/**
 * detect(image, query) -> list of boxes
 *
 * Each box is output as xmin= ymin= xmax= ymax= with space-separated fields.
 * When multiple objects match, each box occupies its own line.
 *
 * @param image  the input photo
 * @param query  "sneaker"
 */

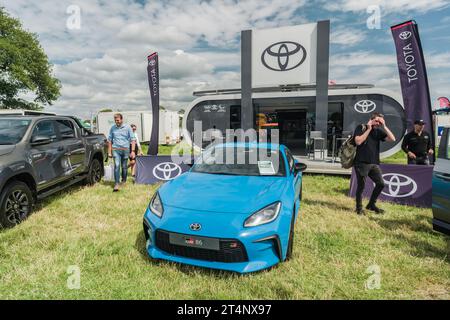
xmin=366 ymin=204 xmax=385 ymax=214
xmin=356 ymin=208 xmax=365 ymax=215
xmin=113 ymin=184 xmax=120 ymax=192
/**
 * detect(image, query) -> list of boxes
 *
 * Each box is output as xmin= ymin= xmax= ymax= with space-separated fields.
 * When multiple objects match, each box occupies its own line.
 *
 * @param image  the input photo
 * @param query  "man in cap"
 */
xmin=401 ymin=120 xmax=433 ymax=165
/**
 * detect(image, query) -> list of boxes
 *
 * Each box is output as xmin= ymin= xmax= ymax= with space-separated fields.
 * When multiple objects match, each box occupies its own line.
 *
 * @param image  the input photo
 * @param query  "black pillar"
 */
xmin=241 ymin=30 xmax=253 ymax=131
xmin=315 ymin=20 xmax=330 ymax=149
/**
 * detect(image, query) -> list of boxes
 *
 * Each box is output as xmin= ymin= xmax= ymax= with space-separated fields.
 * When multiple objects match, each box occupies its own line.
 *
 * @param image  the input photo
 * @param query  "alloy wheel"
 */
xmin=5 ymin=190 xmax=29 ymax=225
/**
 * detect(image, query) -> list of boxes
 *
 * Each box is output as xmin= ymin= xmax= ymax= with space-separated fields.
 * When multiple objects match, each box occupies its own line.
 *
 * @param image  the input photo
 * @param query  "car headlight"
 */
xmin=244 ymin=202 xmax=281 ymax=227
xmin=149 ymin=192 xmax=164 ymax=218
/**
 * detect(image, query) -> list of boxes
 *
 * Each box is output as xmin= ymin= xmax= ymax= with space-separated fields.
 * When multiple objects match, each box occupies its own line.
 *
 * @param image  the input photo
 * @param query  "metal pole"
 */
xmin=241 ymin=30 xmax=253 ymax=132
xmin=315 ymin=20 xmax=330 ymax=156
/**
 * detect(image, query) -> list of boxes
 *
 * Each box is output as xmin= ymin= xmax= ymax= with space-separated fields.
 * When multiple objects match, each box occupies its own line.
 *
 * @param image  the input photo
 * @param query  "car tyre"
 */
xmin=84 ymin=158 xmax=102 ymax=185
xmin=0 ymin=181 xmax=34 ymax=228
xmin=285 ymin=210 xmax=296 ymax=261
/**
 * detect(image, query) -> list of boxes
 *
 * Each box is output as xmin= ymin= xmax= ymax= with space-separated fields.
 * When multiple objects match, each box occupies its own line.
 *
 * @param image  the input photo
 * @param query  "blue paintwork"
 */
xmin=432 ymin=127 xmax=450 ymax=234
xmin=143 ymin=143 xmax=303 ymax=273
xmin=432 ymin=173 xmax=450 ymax=213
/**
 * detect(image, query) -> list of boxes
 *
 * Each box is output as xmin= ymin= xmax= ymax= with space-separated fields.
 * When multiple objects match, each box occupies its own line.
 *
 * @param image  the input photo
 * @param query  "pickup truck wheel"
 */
xmin=0 ymin=181 xmax=33 ymax=228
xmin=85 ymin=159 xmax=102 ymax=185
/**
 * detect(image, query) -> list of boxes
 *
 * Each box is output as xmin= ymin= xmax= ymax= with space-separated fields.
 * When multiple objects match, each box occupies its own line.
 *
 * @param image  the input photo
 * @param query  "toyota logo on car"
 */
xmin=381 ymin=173 xmax=418 ymax=198
xmin=354 ymin=100 xmax=377 ymax=113
xmin=152 ymin=162 xmax=182 ymax=181
xmin=189 ymin=223 xmax=202 ymax=231
xmin=261 ymin=41 xmax=307 ymax=72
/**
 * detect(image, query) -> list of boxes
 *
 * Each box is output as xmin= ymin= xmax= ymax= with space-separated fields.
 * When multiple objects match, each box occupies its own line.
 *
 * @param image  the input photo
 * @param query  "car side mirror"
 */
xmin=31 ymin=135 xmax=52 ymax=145
xmin=294 ymin=162 xmax=307 ymax=173
xmin=61 ymin=132 xmax=75 ymax=139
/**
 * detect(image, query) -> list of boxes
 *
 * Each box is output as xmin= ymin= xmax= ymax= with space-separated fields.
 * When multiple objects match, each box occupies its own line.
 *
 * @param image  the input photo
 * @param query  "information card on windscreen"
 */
xmin=258 ymin=161 xmax=275 ymax=175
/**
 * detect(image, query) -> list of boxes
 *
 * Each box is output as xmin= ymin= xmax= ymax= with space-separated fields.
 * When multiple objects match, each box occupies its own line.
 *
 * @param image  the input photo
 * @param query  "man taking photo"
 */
xmin=401 ymin=119 xmax=433 ymax=165
xmin=354 ymin=113 xmax=396 ymax=215
xmin=107 ymin=113 xmax=136 ymax=192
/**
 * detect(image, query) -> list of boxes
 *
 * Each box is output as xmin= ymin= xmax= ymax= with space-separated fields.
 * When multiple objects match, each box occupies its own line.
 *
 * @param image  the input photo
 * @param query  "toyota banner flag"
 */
xmin=135 ymin=156 xmax=190 ymax=185
xmin=391 ymin=20 xmax=435 ymax=162
xmin=147 ymin=52 xmax=160 ymax=155
xmin=349 ymin=164 xmax=433 ymax=208
xmin=437 ymin=97 xmax=450 ymax=109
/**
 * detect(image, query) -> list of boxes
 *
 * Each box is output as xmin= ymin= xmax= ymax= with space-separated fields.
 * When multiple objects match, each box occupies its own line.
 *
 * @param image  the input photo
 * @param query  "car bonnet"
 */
xmin=158 ymin=172 xmax=287 ymax=214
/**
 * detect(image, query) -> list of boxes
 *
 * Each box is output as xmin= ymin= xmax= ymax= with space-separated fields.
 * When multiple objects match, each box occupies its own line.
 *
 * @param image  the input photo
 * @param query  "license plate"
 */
xmin=169 ymin=233 xmax=220 ymax=251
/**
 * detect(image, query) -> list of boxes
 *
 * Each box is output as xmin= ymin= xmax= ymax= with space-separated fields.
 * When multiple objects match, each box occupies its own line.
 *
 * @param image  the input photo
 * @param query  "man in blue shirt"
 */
xmin=107 ymin=113 xmax=136 ymax=192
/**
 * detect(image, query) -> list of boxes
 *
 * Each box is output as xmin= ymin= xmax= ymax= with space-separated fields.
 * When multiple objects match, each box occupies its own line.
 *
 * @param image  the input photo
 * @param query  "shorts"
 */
xmin=129 ymin=144 xmax=136 ymax=160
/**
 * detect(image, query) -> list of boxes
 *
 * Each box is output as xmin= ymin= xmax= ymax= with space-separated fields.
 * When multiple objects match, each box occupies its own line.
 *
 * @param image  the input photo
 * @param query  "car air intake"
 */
xmin=155 ymin=229 xmax=248 ymax=263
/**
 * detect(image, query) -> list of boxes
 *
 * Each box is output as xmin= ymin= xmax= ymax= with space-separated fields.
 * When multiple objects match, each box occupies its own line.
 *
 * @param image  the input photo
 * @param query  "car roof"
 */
xmin=0 ymin=115 xmax=73 ymax=121
xmin=0 ymin=116 xmax=37 ymax=121
xmin=210 ymin=142 xmax=283 ymax=151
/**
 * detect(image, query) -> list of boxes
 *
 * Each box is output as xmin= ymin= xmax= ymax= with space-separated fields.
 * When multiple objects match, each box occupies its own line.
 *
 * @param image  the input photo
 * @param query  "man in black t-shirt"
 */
xmin=401 ymin=119 xmax=433 ymax=165
xmin=353 ymin=112 xmax=396 ymax=215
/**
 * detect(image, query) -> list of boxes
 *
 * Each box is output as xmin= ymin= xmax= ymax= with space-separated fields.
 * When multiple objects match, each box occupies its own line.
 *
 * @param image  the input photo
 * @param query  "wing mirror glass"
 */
xmin=294 ymin=162 xmax=307 ymax=173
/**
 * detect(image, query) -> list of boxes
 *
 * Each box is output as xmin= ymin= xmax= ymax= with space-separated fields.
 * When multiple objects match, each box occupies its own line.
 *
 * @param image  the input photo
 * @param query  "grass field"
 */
xmin=381 ymin=150 xmax=408 ymax=165
xmin=0 ymin=171 xmax=449 ymax=299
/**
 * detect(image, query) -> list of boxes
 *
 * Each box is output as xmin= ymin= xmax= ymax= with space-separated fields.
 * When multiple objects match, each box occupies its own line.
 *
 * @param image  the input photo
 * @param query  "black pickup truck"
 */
xmin=0 ymin=115 xmax=107 ymax=227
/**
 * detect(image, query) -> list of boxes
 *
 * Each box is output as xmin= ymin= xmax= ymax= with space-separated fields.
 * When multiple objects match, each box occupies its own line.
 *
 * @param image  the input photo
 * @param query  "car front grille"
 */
xmin=155 ymin=229 xmax=248 ymax=263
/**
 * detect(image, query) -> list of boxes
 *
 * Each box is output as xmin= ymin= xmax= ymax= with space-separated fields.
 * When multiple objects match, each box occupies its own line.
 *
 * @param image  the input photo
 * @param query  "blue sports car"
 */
xmin=143 ymin=142 xmax=307 ymax=273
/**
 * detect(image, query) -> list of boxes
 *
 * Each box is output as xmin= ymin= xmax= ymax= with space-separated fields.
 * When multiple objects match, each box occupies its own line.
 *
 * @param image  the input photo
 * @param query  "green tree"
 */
xmin=99 ymin=108 xmax=113 ymax=113
xmin=0 ymin=8 xmax=60 ymax=110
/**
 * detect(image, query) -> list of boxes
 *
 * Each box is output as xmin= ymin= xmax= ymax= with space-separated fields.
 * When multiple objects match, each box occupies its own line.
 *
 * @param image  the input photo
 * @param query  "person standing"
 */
xmin=107 ymin=113 xmax=136 ymax=192
xmin=401 ymin=119 xmax=433 ymax=165
xmin=353 ymin=113 xmax=396 ymax=215
xmin=129 ymin=124 xmax=143 ymax=178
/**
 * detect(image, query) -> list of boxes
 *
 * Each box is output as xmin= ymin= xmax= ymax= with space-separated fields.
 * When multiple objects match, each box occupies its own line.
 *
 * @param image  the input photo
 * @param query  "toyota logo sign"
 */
xmin=354 ymin=100 xmax=377 ymax=114
xmin=261 ymin=41 xmax=307 ymax=71
xmin=399 ymin=31 xmax=412 ymax=40
xmin=189 ymin=223 xmax=201 ymax=231
xmin=152 ymin=162 xmax=182 ymax=181
xmin=381 ymin=173 xmax=418 ymax=198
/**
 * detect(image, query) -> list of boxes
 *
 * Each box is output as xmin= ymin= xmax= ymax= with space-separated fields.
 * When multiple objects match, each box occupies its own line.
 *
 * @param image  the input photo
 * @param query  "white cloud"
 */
xmin=330 ymin=51 xmax=397 ymax=67
xmin=2 ymin=0 xmax=449 ymax=118
xmin=331 ymin=27 xmax=367 ymax=46
xmin=425 ymin=52 xmax=450 ymax=68
xmin=323 ymin=0 xmax=450 ymax=13
xmin=2 ymin=0 xmax=309 ymax=118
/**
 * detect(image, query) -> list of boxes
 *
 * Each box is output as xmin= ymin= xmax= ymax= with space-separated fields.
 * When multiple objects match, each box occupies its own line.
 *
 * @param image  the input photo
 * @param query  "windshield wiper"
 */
xmin=200 ymin=171 xmax=240 ymax=176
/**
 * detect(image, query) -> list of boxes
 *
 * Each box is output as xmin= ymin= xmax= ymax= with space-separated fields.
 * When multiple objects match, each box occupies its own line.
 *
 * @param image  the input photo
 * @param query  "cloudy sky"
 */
xmin=2 ymin=0 xmax=450 ymax=118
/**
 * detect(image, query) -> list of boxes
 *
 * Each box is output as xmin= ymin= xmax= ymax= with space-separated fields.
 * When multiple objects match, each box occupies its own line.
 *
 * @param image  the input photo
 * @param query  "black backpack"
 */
xmin=339 ymin=125 xmax=367 ymax=169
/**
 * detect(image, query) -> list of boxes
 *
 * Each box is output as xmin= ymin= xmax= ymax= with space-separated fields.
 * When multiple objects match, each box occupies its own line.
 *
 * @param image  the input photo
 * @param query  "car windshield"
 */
xmin=191 ymin=146 xmax=286 ymax=176
xmin=0 ymin=119 xmax=31 ymax=145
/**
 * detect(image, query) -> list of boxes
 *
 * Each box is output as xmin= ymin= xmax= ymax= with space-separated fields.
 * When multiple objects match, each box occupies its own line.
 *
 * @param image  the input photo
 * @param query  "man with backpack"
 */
xmin=353 ymin=113 xmax=396 ymax=215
